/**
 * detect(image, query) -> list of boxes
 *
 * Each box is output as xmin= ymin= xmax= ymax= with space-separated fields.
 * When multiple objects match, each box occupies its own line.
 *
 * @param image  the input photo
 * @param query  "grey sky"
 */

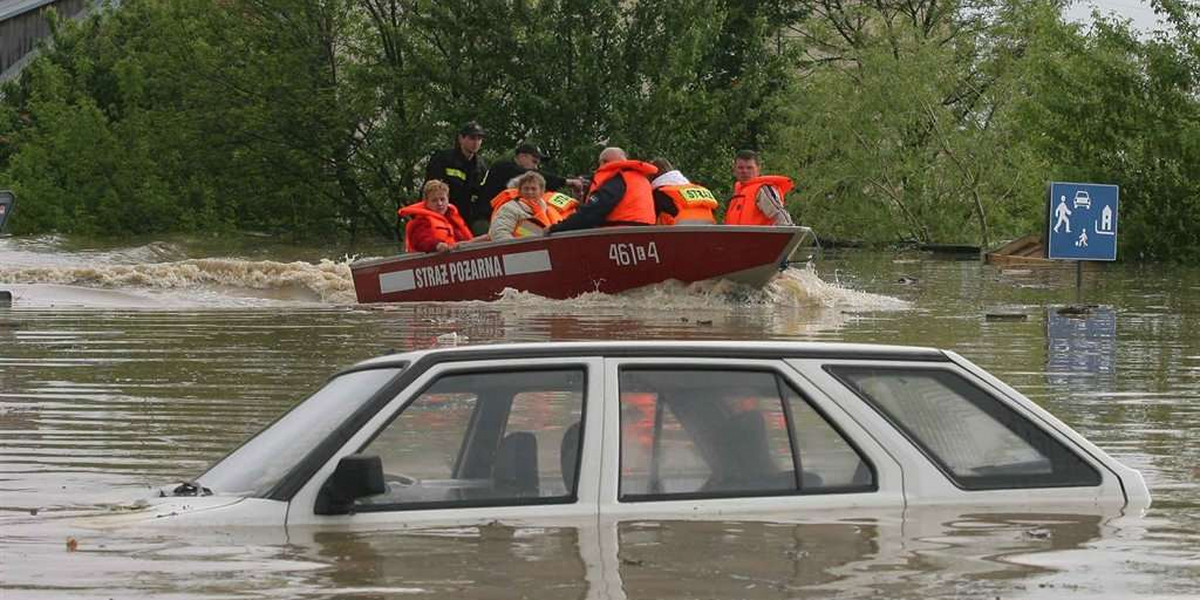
xmin=1064 ymin=0 xmax=1164 ymax=30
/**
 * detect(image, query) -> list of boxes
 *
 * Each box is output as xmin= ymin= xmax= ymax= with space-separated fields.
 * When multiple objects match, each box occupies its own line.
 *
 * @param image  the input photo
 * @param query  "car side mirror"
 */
xmin=314 ymin=454 xmax=386 ymax=515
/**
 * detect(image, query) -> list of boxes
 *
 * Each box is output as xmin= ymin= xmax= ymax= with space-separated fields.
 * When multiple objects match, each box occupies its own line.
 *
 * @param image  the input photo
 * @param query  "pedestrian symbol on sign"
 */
xmin=1054 ymin=195 xmax=1072 ymax=233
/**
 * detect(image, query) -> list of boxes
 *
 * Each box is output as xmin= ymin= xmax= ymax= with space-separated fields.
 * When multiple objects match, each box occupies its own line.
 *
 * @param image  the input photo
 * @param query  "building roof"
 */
xmin=0 ymin=0 xmax=58 ymax=22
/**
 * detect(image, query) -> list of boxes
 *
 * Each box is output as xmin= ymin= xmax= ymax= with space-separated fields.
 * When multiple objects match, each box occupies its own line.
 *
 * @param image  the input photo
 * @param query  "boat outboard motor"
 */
xmin=0 ymin=191 xmax=13 ymax=235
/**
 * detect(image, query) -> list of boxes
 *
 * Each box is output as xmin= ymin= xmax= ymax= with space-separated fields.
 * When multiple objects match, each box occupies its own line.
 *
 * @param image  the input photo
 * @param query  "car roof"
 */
xmin=339 ymin=341 xmax=949 ymax=375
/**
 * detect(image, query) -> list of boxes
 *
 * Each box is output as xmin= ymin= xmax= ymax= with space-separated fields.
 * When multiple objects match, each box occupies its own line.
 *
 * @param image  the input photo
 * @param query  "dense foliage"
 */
xmin=1 ymin=0 xmax=1198 ymax=259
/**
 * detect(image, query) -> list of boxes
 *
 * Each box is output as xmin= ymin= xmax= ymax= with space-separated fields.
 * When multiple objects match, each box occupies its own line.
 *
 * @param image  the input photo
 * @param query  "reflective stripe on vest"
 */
xmin=658 ymin=184 xmax=718 ymax=225
xmin=543 ymin=191 xmax=579 ymax=217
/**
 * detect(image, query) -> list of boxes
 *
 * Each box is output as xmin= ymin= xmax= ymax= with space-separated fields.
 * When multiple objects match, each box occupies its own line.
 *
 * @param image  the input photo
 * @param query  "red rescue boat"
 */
xmin=350 ymin=225 xmax=815 ymax=303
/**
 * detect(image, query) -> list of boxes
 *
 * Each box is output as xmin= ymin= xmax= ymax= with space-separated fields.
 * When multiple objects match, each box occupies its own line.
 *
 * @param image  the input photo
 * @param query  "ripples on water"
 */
xmin=1 ymin=235 xmax=1198 ymax=598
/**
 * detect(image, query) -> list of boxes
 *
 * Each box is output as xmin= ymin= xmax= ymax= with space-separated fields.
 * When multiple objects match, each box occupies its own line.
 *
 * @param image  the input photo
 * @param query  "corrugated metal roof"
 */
xmin=0 ymin=0 xmax=59 ymax=22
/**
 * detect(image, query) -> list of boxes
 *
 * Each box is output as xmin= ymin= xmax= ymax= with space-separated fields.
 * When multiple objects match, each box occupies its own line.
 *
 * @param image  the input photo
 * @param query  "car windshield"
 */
xmin=196 ymin=367 xmax=402 ymax=497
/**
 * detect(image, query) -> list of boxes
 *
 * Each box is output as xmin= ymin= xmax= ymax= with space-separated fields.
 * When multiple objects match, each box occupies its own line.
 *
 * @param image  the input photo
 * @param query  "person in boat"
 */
xmin=650 ymin=158 xmax=717 ymax=225
xmin=399 ymin=179 xmax=480 ymax=253
xmin=546 ymin=147 xmax=657 ymax=234
xmin=424 ymin=121 xmax=489 ymax=235
xmin=487 ymin=172 xmax=569 ymax=241
xmin=477 ymin=143 xmax=585 ymax=225
xmin=724 ymin=150 xmax=794 ymax=226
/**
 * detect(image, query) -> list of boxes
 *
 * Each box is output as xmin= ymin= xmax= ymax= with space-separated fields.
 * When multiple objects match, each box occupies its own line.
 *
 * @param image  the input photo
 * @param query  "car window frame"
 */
xmin=285 ymin=357 xmax=605 ymax=525
xmin=603 ymin=358 xmax=884 ymax=508
xmin=347 ymin=365 xmax=590 ymax=513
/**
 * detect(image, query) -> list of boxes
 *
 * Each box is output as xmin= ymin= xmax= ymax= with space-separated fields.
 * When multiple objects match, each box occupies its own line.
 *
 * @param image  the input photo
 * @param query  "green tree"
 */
xmin=771 ymin=1 xmax=1062 ymax=247
xmin=1010 ymin=2 xmax=1200 ymax=260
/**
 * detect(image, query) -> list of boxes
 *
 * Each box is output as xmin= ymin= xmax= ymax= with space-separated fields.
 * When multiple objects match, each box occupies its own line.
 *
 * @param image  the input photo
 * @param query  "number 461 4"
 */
xmin=608 ymin=242 xmax=660 ymax=266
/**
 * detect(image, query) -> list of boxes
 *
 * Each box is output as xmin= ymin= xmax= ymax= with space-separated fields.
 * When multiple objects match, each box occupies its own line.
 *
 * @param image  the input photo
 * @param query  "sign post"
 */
xmin=1046 ymin=182 xmax=1119 ymax=300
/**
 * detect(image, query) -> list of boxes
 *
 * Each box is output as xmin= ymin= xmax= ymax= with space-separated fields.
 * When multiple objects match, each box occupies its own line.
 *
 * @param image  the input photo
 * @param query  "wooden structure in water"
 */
xmin=985 ymin=234 xmax=1052 ymax=266
xmin=1 ymin=0 xmax=91 ymax=81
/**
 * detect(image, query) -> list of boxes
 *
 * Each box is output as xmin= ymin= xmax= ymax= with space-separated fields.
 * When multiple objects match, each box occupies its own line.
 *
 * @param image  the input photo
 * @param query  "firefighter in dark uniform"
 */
xmin=424 ymin=121 xmax=489 ymax=235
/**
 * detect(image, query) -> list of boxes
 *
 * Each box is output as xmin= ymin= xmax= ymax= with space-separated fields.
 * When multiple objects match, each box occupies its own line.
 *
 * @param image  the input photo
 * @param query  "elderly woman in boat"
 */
xmin=400 ymin=179 xmax=484 ymax=253
xmin=487 ymin=171 xmax=566 ymax=241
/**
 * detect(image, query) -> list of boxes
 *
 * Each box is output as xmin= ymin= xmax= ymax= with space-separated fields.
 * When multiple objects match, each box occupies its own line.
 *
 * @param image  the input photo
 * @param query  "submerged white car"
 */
xmin=100 ymin=342 xmax=1149 ymax=528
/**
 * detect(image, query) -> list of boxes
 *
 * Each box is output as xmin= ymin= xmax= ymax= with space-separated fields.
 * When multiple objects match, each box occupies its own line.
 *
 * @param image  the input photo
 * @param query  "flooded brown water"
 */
xmin=1 ymin=235 xmax=1198 ymax=599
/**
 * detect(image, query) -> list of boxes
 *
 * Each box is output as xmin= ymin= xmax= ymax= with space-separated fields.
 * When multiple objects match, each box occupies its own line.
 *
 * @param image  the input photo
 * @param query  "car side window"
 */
xmin=354 ymin=368 xmax=585 ymax=510
xmin=618 ymin=369 xmax=873 ymax=501
xmin=829 ymin=367 xmax=1101 ymax=490
xmin=781 ymin=383 xmax=876 ymax=490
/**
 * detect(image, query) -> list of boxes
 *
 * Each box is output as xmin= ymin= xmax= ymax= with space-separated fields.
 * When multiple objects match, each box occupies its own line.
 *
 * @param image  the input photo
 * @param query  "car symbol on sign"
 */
xmin=1073 ymin=190 xmax=1091 ymax=210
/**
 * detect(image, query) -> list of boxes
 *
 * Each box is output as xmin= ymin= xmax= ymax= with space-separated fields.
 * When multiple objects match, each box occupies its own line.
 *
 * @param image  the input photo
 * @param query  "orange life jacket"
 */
xmin=399 ymin=202 xmax=473 ymax=252
xmin=489 ymin=188 xmax=521 ymax=208
xmin=490 ymin=189 xmax=565 ymax=237
xmin=543 ymin=191 xmax=580 ymax=219
xmin=656 ymin=183 xmax=718 ymax=225
xmin=724 ymin=175 xmax=794 ymax=226
xmin=588 ymin=160 xmax=657 ymax=226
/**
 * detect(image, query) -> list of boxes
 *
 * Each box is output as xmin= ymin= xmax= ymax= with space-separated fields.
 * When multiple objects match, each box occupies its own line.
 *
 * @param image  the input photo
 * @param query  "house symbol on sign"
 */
xmin=1095 ymin=205 xmax=1115 ymax=236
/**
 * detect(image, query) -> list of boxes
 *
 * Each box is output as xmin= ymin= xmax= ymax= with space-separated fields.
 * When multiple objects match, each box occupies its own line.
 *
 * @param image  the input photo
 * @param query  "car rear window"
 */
xmin=828 ymin=366 xmax=1101 ymax=490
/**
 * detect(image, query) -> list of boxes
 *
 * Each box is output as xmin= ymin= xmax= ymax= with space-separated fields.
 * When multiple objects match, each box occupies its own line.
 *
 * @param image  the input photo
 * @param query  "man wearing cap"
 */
xmin=476 ymin=143 xmax=584 ymax=229
xmin=424 ymin=121 xmax=489 ymax=234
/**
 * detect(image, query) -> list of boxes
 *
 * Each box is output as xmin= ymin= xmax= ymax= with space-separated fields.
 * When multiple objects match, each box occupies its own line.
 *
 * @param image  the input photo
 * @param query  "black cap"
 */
xmin=514 ymin=143 xmax=548 ymax=159
xmin=459 ymin=121 xmax=486 ymax=137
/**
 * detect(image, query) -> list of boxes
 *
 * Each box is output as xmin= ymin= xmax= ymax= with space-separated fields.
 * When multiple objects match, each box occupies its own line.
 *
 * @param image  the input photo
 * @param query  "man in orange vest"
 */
xmin=724 ymin=150 xmax=795 ymax=226
xmin=547 ymin=147 xmax=657 ymax=234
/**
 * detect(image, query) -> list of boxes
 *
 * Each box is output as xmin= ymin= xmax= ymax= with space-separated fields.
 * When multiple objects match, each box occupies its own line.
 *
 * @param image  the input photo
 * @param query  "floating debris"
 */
xmin=1057 ymin=305 xmax=1096 ymax=317
xmin=434 ymin=331 xmax=468 ymax=347
xmin=985 ymin=312 xmax=1028 ymax=321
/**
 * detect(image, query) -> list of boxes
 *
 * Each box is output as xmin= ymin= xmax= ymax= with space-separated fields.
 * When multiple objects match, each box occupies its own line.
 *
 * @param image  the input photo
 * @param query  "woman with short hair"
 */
xmin=487 ymin=171 xmax=564 ymax=241
xmin=399 ymin=179 xmax=476 ymax=253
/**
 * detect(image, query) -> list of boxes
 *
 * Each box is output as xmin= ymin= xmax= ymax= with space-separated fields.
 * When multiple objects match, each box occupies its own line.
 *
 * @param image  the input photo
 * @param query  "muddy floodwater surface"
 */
xmin=0 ymin=234 xmax=1197 ymax=599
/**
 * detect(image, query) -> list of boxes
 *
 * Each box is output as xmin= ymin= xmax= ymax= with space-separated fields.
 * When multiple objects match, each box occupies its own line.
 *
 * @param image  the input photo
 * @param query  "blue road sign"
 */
xmin=1047 ymin=182 xmax=1118 ymax=261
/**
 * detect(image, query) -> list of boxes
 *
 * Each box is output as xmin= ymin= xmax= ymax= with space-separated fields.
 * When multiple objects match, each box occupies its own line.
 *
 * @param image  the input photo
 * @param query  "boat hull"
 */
xmin=351 ymin=225 xmax=812 ymax=303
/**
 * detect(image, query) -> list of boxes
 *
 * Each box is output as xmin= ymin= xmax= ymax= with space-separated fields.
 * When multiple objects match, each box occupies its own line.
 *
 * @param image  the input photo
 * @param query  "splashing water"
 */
xmin=490 ymin=265 xmax=907 ymax=312
xmin=0 ymin=258 xmax=358 ymax=305
xmin=766 ymin=266 xmax=909 ymax=310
